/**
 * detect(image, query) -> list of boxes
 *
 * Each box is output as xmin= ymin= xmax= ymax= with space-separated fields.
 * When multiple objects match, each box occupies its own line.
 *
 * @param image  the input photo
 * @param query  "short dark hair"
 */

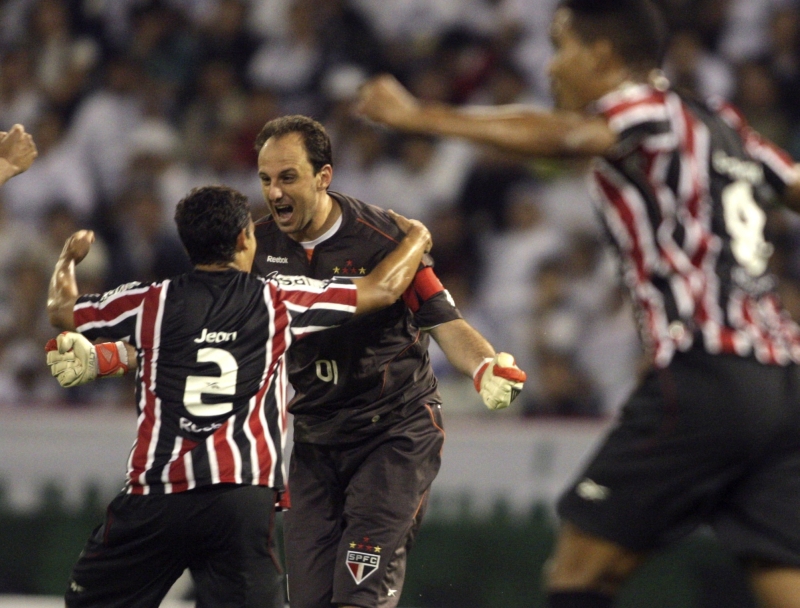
xmin=174 ymin=185 xmax=251 ymax=265
xmin=558 ymin=0 xmax=668 ymax=73
xmin=254 ymin=115 xmax=333 ymax=173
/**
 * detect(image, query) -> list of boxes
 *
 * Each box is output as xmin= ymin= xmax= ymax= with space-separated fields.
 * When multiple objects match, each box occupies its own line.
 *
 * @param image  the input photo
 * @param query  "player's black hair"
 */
xmin=254 ymin=115 xmax=333 ymax=174
xmin=174 ymin=185 xmax=251 ymax=266
xmin=558 ymin=0 xmax=668 ymax=73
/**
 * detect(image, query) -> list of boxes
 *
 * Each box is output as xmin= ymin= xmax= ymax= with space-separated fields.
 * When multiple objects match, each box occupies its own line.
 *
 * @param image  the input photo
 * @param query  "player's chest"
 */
xmin=256 ymin=235 xmax=383 ymax=280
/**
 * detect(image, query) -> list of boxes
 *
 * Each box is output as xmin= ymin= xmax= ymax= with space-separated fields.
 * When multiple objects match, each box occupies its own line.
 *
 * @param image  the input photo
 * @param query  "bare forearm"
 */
xmin=47 ymin=255 xmax=78 ymax=330
xmin=396 ymin=104 xmax=615 ymax=158
xmin=430 ymin=319 xmax=495 ymax=377
xmin=356 ymin=229 xmax=428 ymax=314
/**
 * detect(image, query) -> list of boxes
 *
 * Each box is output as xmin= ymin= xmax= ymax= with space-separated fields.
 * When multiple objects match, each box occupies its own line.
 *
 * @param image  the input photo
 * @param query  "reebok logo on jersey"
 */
xmin=194 ymin=328 xmax=237 ymax=343
xmin=266 ymin=255 xmax=288 ymax=263
xmin=179 ymin=417 xmax=223 ymax=434
xmin=576 ymin=478 xmax=610 ymax=501
xmin=346 ymin=551 xmax=380 ymax=584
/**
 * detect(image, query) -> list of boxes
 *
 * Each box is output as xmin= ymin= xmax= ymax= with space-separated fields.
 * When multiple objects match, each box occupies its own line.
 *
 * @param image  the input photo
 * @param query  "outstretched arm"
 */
xmin=354 ymin=211 xmax=432 ymax=315
xmin=357 ymin=74 xmax=616 ymax=158
xmin=0 ymin=124 xmax=38 ymax=185
xmin=429 ymin=319 xmax=495 ymax=375
xmin=47 ymin=230 xmax=95 ymax=330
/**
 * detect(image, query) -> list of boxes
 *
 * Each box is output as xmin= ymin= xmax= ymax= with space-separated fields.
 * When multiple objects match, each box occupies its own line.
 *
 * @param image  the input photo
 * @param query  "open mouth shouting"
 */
xmin=272 ymin=201 xmax=295 ymax=224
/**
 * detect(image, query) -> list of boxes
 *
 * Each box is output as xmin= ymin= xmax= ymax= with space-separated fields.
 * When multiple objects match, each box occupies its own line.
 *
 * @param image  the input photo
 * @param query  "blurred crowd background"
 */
xmin=1 ymin=0 xmax=799 ymax=418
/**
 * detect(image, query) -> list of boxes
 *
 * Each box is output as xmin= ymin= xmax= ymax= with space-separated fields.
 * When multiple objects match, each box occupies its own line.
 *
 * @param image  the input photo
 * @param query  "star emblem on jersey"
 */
xmin=333 ymin=260 xmax=368 ymax=275
xmin=346 ymin=537 xmax=382 ymax=584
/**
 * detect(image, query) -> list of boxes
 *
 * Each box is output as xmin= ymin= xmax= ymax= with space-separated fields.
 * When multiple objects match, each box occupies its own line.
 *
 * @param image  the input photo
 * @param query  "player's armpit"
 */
xmin=473 ymin=352 xmax=527 ymax=411
xmin=45 ymin=332 xmax=130 ymax=388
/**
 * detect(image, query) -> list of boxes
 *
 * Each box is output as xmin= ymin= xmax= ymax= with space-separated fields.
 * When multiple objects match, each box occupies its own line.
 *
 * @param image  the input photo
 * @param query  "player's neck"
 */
xmin=194 ymin=261 xmax=243 ymax=273
xmin=292 ymin=193 xmax=341 ymax=242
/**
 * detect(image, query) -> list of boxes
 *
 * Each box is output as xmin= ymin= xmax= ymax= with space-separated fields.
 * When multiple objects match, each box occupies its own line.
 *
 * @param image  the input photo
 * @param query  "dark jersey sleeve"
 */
xmin=401 ymin=266 xmax=462 ymax=329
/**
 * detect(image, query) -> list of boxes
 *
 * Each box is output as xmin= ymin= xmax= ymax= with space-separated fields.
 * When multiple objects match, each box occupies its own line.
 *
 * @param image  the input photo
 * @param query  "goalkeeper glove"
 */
xmin=473 ymin=352 xmax=527 ymax=410
xmin=45 ymin=332 xmax=129 ymax=388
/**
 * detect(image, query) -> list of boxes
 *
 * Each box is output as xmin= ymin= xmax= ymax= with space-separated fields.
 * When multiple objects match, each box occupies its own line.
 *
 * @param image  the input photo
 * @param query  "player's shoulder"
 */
xmin=331 ymin=191 xmax=403 ymax=245
xmin=594 ymin=83 xmax=671 ymax=133
xmin=78 ymin=279 xmax=158 ymax=305
xmin=704 ymin=96 xmax=748 ymax=132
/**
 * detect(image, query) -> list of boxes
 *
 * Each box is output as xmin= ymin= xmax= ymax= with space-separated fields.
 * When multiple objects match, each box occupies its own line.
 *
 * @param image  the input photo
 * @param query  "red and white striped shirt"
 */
xmin=591 ymin=83 xmax=800 ymax=367
xmin=74 ymin=269 xmax=357 ymax=495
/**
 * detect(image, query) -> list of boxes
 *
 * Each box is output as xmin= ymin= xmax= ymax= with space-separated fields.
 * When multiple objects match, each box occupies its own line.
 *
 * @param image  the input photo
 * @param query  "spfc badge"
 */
xmin=346 ymin=550 xmax=380 ymax=584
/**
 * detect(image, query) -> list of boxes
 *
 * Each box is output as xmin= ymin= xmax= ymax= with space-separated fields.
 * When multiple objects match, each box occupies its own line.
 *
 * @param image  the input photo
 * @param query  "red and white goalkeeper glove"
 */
xmin=473 ymin=352 xmax=527 ymax=410
xmin=45 ymin=332 xmax=129 ymax=388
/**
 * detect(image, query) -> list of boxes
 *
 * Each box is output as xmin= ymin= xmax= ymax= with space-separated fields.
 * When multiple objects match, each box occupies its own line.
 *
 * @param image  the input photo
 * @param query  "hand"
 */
xmin=45 ymin=332 xmax=98 ymax=387
xmin=0 ymin=124 xmax=38 ymax=178
xmin=388 ymin=210 xmax=432 ymax=253
xmin=473 ymin=353 xmax=527 ymax=411
xmin=45 ymin=332 xmax=129 ymax=388
xmin=60 ymin=230 xmax=95 ymax=265
xmin=356 ymin=74 xmax=420 ymax=130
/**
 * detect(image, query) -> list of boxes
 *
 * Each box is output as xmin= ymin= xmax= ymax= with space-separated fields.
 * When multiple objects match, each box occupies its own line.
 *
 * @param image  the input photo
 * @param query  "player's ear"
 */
xmin=235 ymin=226 xmax=251 ymax=252
xmin=316 ymin=164 xmax=333 ymax=191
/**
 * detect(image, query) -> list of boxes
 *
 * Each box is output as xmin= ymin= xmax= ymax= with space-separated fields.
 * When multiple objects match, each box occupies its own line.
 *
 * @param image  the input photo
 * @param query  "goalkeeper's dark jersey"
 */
xmin=254 ymin=192 xmax=462 ymax=445
xmin=73 ymin=269 xmax=357 ymax=495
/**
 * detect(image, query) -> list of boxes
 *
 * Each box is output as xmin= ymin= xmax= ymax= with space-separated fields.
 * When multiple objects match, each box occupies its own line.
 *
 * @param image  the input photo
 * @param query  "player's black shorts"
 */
xmin=65 ymin=484 xmax=284 ymax=608
xmin=558 ymin=346 xmax=800 ymax=565
xmin=284 ymin=402 xmax=445 ymax=608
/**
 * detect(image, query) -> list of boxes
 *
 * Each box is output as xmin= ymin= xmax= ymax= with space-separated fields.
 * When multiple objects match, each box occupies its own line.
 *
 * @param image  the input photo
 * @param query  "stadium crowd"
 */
xmin=1 ymin=0 xmax=799 ymax=417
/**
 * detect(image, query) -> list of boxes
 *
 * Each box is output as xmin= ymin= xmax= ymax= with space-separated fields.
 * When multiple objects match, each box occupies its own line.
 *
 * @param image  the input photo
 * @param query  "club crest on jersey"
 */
xmin=345 ymin=537 xmax=382 ymax=584
xmin=332 ymin=259 xmax=366 ymax=276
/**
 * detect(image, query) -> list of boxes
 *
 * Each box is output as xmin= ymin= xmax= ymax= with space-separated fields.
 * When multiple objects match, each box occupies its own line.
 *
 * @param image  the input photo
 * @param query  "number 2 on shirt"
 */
xmin=183 ymin=347 xmax=238 ymax=416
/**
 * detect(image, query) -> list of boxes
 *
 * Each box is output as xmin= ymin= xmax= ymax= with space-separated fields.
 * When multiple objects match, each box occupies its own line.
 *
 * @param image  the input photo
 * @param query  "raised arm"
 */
xmin=354 ymin=211 xmax=432 ymax=315
xmin=47 ymin=230 xmax=95 ymax=330
xmin=0 ymin=124 xmax=38 ymax=185
xmin=356 ymin=74 xmax=616 ymax=158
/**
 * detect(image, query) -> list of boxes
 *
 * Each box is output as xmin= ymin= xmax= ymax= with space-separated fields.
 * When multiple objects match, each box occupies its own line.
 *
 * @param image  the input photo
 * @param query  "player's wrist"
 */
xmin=94 ymin=341 xmax=129 ymax=378
xmin=472 ymin=357 xmax=494 ymax=392
xmin=0 ymin=158 xmax=15 ymax=183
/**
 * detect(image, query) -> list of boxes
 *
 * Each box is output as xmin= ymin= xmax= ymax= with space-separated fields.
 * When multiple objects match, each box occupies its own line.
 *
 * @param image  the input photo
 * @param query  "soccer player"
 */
xmin=253 ymin=115 xmax=526 ymax=608
xmin=0 ymin=123 xmax=37 ymax=186
xmin=45 ymin=184 xmax=433 ymax=608
xmin=356 ymin=1 xmax=800 ymax=608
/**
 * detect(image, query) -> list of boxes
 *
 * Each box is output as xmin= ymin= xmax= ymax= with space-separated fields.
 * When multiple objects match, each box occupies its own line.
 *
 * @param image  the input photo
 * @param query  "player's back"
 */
xmin=75 ymin=269 xmax=291 ymax=494
xmin=591 ymin=83 xmax=800 ymax=367
xmin=154 ymin=269 xmax=279 ymax=416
